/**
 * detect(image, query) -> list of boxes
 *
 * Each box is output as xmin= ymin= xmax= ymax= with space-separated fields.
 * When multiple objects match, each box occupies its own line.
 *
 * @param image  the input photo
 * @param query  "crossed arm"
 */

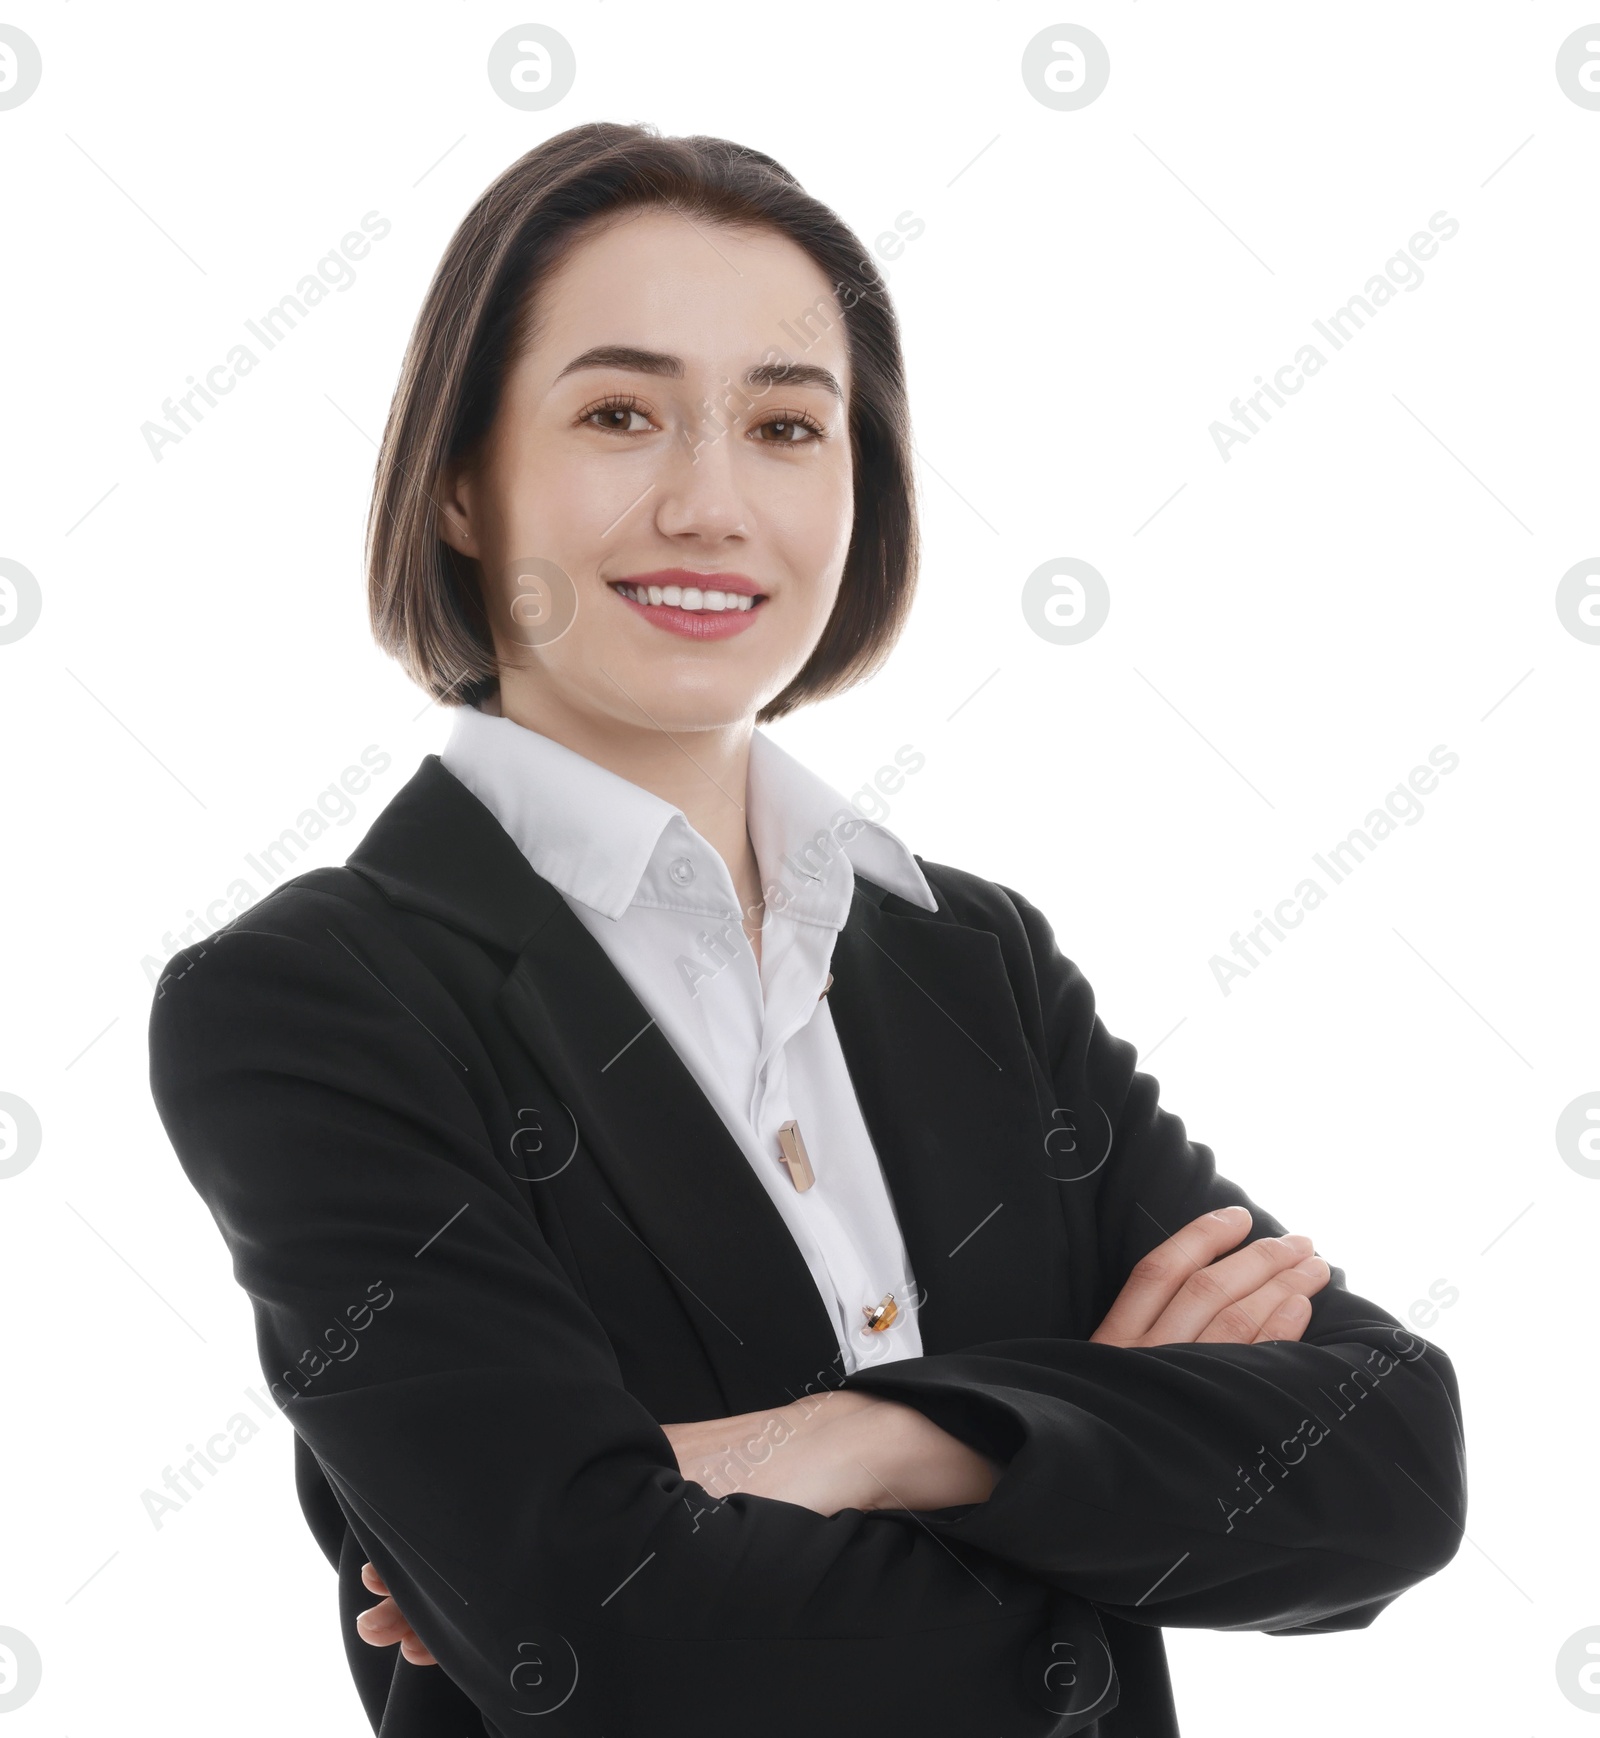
xmin=153 ymin=881 xmax=1460 ymax=1710
xmin=359 ymin=1204 xmax=1332 ymax=1663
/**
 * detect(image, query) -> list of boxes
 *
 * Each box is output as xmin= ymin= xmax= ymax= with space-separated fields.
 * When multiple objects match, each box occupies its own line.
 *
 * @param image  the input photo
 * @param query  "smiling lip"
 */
xmin=607 ymin=570 xmax=768 ymax=641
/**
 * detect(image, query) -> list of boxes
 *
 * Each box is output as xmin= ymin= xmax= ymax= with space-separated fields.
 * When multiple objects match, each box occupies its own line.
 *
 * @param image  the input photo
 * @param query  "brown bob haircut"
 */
xmin=366 ymin=121 xmax=919 ymax=724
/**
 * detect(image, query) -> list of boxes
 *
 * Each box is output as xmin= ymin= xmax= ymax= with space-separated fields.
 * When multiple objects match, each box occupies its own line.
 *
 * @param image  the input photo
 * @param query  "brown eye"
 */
xmin=754 ymin=416 xmax=821 ymax=444
xmin=585 ymin=403 xmax=652 ymax=433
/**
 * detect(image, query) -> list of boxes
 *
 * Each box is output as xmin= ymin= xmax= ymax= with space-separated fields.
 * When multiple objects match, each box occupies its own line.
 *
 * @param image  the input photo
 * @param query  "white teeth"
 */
xmin=614 ymin=581 xmax=759 ymax=612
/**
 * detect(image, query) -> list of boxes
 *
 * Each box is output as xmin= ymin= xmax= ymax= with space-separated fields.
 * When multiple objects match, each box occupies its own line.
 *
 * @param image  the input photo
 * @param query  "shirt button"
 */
xmin=668 ymin=856 xmax=695 ymax=885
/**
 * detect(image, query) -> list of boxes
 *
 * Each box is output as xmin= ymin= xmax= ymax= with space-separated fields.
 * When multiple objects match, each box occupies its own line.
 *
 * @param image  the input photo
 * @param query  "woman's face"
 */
xmin=438 ymin=206 xmax=855 ymax=735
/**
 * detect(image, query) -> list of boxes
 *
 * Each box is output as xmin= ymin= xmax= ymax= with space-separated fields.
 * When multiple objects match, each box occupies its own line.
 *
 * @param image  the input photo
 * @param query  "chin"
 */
xmin=627 ymin=671 xmax=779 ymax=733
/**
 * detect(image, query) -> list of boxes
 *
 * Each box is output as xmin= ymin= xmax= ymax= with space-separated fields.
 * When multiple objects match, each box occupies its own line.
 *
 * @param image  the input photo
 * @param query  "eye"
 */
xmin=751 ymin=411 xmax=826 ymax=445
xmin=577 ymin=394 xmax=656 ymax=434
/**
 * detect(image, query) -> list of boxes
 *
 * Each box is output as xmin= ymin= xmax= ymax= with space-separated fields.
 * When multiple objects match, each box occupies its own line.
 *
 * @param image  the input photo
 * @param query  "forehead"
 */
xmin=528 ymin=206 xmax=850 ymax=389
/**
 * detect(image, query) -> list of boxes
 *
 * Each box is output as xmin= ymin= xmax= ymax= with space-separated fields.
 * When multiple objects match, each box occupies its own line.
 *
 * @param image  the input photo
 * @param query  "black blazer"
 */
xmin=147 ymin=752 xmax=1466 ymax=1738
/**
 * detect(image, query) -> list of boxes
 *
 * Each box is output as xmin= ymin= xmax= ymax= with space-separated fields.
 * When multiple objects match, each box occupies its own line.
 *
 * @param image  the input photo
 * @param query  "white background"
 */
xmin=2 ymin=2 xmax=1595 ymax=1732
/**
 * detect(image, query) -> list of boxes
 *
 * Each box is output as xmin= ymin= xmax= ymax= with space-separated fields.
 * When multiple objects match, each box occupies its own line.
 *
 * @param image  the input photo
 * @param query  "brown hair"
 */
xmin=366 ymin=121 xmax=919 ymax=723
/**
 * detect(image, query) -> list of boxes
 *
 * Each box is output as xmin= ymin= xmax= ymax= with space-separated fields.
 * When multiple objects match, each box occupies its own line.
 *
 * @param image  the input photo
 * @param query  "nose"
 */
xmin=651 ymin=409 xmax=751 ymax=546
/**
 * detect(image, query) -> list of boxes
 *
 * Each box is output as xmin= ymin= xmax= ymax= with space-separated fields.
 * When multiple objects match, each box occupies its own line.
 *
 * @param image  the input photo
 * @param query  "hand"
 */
xmin=841 ymin=1397 xmax=1007 ymax=1515
xmin=355 ymin=1562 xmax=437 ymax=1666
xmin=1090 ymin=1206 xmax=1331 ymax=1348
xmin=660 ymin=1385 xmax=877 ymax=1478
xmin=663 ymin=1388 xmax=1001 ymax=1518
xmin=354 ymin=1395 xmax=900 ymax=1663
xmin=661 ymin=1388 xmax=876 ymax=1517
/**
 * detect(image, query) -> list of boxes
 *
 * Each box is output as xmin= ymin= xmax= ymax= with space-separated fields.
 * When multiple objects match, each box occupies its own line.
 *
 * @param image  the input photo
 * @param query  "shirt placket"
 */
xmin=749 ymin=937 xmax=894 ymax=1362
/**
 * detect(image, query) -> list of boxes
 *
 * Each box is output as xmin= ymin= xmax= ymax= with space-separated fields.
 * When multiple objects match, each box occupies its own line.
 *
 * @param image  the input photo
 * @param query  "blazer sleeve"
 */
xmin=836 ymin=879 xmax=1468 ymax=1637
xmin=146 ymin=896 xmax=1105 ymax=1736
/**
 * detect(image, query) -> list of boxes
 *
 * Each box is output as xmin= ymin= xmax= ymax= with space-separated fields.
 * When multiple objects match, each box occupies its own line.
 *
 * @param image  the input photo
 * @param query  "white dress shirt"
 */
xmin=441 ymin=704 xmax=936 ymax=1375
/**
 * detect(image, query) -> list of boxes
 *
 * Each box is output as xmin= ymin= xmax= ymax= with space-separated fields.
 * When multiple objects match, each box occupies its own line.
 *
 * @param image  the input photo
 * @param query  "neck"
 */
xmin=483 ymin=682 xmax=767 ymax=925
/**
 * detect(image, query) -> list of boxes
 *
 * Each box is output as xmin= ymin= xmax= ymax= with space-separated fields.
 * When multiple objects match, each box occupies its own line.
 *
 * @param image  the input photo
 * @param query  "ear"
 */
xmin=435 ymin=461 xmax=477 ymax=560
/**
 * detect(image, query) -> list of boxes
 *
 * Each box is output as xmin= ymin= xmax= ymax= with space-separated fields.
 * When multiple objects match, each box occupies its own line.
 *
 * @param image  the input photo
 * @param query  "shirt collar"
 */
xmin=438 ymin=704 xmax=936 ymax=925
xmin=743 ymin=727 xmax=936 ymax=922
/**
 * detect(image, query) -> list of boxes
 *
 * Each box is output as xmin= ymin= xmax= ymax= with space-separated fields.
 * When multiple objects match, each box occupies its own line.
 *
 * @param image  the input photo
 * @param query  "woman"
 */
xmin=147 ymin=122 xmax=1466 ymax=1736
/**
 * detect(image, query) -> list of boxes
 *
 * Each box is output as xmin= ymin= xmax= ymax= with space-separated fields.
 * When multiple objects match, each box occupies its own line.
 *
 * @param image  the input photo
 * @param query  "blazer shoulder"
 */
xmin=911 ymin=855 xmax=1053 ymax=947
xmin=147 ymin=865 xmax=406 ymax=1013
xmin=157 ymin=865 xmax=396 ymax=966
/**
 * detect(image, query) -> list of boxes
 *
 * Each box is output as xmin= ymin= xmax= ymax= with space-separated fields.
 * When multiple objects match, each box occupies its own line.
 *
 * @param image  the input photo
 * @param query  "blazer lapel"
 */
xmin=497 ymin=908 xmax=848 ymax=1409
xmin=349 ymin=756 xmax=843 ymax=1411
xmin=349 ymin=755 xmax=1063 ymax=1414
xmin=827 ymin=878 xmax=1063 ymax=1355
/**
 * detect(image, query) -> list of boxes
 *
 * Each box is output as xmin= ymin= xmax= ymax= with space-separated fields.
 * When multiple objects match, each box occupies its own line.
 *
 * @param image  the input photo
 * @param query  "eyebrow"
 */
xmin=553 ymin=344 xmax=842 ymax=399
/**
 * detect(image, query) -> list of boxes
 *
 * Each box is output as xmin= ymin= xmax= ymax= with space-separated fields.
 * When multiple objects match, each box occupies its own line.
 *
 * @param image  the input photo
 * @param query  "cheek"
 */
xmin=491 ymin=442 xmax=632 ymax=563
xmin=771 ymin=458 xmax=855 ymax=590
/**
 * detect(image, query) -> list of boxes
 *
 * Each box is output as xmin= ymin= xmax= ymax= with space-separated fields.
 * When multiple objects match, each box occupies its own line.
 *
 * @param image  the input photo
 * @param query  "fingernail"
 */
xmin=1210 ymin=1206 xmax=1247 ymax=1221
xmin=1282 ymin=1233 xmax=1314 ymax=1255
xmin=1293 ymin=1255 xmax=1328 ymax=1276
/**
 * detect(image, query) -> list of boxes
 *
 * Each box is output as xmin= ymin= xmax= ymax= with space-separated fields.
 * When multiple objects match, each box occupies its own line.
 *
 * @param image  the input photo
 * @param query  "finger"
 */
xmin=356 ymin=1596 xmax=441 ymax=1666
xmin=360 ymin=1563 xmax=388 ymax=1596
xmin=1089 ymin=1206 xmax=1255 ymax=1345
xmin=1252 ymin=1290 xmax=1314 ymax=1344
xmin=1193 ymin=1256 xmax=1330 ymax=1344
xmin=355 ymin=1596 xmax=409 ymax=1647
xmin=1142 ymin=1232 xmax=1316 ymax=1346
xmin=399 ymin=1632 xmax=440 ymax=1667
xmin=1145 ymin=1232 xmax=1315 ymax=1344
